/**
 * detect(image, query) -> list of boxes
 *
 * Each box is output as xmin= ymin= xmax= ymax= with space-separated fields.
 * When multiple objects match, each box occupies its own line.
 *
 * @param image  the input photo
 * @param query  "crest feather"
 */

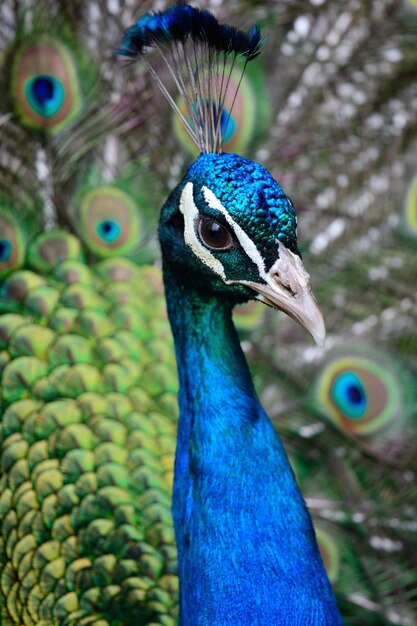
xmin=118 ymin=5 xmax=264 ymax=154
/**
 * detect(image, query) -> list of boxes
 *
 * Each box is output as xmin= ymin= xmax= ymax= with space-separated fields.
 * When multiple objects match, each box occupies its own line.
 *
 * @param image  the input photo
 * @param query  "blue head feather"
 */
xmin=119 ymin=4 xmax=264 ymax=153
xmin=186 ymin=153 xmax=299 ymax=263
xmin=163 ymin=6 xmax=194 ymax=42
xmin=120 ymin=14 xmax=154 ymax=55
xmin=119 ymin=5 xmax=263 ymax=61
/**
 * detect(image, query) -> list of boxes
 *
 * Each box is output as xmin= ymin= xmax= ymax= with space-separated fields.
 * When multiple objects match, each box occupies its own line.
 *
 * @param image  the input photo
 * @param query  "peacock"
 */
xmin=1 ymin=1 xmax=417 ymax=625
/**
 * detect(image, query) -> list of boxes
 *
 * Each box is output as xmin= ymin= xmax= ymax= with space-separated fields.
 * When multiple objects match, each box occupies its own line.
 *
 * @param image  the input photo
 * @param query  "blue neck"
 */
xmin=163 ymin=268 xmax=342 ymax=626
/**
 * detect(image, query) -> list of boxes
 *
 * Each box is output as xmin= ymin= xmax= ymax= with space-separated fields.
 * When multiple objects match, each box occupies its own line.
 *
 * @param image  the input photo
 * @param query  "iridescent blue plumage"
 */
xmin=122 ymin=4 xmax=342 ymax=624
xmin=332 ymin=371 xmax=368 ymax=419
xmin=186 ymin=153 xmax=299 ymax=262
xmin=159 ymin=155 xmax=342 ymax=624
xmin=0 ymin=240 xmax=12 ymax=262
xmin=119 ymin=6 xmax=264 ymax=154
xmin=119 ymin=5 xmax=263 ymax=60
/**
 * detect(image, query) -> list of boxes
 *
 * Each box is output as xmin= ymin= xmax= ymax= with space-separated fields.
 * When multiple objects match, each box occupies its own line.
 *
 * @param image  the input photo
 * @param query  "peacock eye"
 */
xmin=198 ymin=218 xmax=233 ymax=251
xmin=332 ymin=372 xmax=367 ymax=420
xmin=0 ymin=240 xmax=12 ymax=262
xmin=26 ymin=75 xmax=65 ymax=118
xmin=96 ymin=219 xmax=121 ymax=243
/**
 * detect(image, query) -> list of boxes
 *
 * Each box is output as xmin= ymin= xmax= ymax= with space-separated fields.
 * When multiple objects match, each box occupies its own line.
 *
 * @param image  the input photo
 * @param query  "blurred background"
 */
xmin=1 ymin=1 xmax=417 ymax=625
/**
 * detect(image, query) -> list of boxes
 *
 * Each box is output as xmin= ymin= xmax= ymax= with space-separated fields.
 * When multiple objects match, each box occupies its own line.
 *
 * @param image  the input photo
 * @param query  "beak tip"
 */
xmin=311 ymin=314 xmax=326 ymax=348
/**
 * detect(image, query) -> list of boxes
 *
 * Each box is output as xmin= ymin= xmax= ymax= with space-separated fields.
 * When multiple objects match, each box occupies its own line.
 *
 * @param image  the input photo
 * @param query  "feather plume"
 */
xmin=119 ymin=5 xmax=265 ymax=154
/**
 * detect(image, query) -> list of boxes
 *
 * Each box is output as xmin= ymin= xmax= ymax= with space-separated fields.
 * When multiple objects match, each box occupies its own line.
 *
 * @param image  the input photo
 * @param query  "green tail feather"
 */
xmin=10 ymin=35 xmax=83 ymax=135
xmin=0 ymin=227 xmax=178 ymax=625
xmin=0 ymin=210 xmax=26 ymax=279
xmin=311 ymin=346 xmax=416 ymax=459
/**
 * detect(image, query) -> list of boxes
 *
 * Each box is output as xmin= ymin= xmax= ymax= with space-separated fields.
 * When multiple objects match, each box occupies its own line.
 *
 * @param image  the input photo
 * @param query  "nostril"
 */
xmin=272 ymin=271 xmax=297 ymax=297
xmin=282 ymin=282 xmax=297 ymax=297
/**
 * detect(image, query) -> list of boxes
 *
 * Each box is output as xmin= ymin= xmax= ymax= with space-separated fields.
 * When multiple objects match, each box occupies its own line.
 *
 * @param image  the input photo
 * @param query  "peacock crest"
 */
xmin=118 ymin=4 xmax=264 ymax=154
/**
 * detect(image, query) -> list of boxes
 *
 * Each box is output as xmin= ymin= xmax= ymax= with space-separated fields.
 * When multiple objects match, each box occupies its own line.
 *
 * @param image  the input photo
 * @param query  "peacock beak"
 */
xmin=242 ymin=243 xmax=326 ymax=347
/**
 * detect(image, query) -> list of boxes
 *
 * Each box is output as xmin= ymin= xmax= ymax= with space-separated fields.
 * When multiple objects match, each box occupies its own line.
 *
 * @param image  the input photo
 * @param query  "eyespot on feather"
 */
xmin=312 ymin=350 xmax=412 ymax=439
xmin=11 ymin=36 xmax=82 ymax=134
xmin=0 ymin=209 xmax=25 ymax=279
xmin=75 ymin=187 xmax=142 ymax=258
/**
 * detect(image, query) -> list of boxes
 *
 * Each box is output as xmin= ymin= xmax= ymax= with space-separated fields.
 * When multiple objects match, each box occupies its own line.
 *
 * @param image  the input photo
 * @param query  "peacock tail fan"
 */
xmin=0 ymin=4 xmax=149 ymax=228
xmin=118 ymin=4 xmax=265 ymax=155
xmin=75 ymin=186 xmax=143 ymax=258
xmin=0 ymin=206 xmax=180 ymax=625
xmin=2 ymin=3 xmax=91 ymax=140
xmin=3 ymin=8 xmax=126 ymax=143
xmin=9 ymin=34 xmax=83 ymax=136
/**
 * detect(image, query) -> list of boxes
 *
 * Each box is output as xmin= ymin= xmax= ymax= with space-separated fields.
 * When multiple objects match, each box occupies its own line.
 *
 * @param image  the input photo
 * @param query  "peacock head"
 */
xmin=121 ymin=6 xmax=324 ymax=345
xmin=160 ymin=152 xmax=325 ymax=346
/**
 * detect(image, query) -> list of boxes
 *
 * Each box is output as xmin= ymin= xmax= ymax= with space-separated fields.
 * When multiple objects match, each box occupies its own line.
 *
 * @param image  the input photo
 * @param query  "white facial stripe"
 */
xmin=202 ymin=186 xmax=305 ymax=297
xmin=179 ymin=182 xmax=226 ymax=280
xmin=202 ymin=186 xmax=267 ymax=280
xmin=226 ymin=244 xmax=310 ymax=294
xmin=179 ymin=184 xmax=300 ymax=295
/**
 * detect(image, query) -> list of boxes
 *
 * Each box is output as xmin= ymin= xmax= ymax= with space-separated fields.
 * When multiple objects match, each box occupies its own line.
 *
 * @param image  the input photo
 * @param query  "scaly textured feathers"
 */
xmin=0 ymin=230 xmax=178 ymax=625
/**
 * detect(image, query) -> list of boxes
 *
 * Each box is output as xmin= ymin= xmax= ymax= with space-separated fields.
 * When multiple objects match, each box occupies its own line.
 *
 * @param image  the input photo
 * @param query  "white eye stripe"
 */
xmin=179 ymin=183 xmax=302 ymax=304
xmin=179 ymin=182 xmax=226 ymax=279
xmin=202 ymin=186 xmax=267 ymax=281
